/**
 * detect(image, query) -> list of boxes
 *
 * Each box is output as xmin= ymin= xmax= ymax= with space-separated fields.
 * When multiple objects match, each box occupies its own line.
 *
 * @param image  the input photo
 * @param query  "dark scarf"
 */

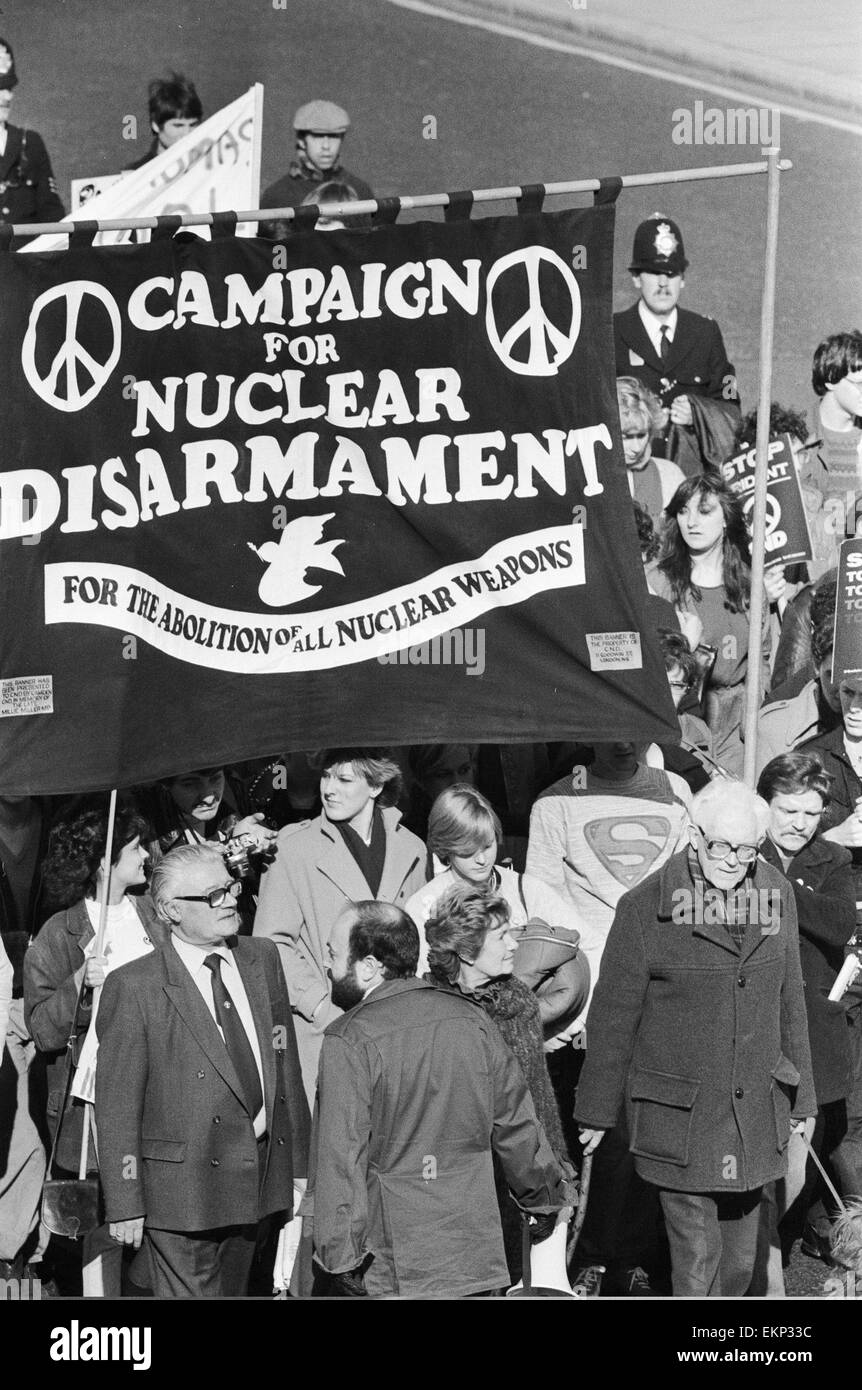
xmin=686 ymin=847 xmax=758 ymax=950
xmin=336 ymin=805 xmax=386 ymax=897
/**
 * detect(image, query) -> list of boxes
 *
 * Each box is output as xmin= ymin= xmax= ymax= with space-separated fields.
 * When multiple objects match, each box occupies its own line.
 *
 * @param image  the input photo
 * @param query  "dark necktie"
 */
xmin=204 ymin=953 xmax=264 ymax=1120
xmin=659 ymin=324 xmax=671 ymax=362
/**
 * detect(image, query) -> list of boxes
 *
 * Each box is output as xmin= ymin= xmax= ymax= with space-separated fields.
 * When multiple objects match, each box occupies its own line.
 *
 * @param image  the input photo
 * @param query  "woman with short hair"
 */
xmin=425 ymin=884 xmax=575 ymax=1281
xmin=404 ymin=783 xmax=593 ymax=1034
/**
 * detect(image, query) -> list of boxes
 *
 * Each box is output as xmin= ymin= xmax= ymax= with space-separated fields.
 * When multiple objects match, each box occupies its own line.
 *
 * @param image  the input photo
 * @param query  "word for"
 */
xmin=671 ymin=102 xmax=780 ymax=147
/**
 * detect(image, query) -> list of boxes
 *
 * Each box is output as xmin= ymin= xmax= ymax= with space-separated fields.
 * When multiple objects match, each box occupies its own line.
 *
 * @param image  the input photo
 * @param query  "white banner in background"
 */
xmin=24 ymin=84 xmax=263 ymax=251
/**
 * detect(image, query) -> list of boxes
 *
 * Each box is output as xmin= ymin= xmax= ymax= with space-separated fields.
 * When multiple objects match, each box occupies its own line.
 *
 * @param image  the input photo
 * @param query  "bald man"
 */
xmin=575 ymin=781 xmax=815 ymax=1297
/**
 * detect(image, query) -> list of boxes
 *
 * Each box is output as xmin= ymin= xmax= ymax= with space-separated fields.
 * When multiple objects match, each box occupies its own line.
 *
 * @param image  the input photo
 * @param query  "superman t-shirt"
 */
xmin=527 ymin=764 xmax=691 ymax=996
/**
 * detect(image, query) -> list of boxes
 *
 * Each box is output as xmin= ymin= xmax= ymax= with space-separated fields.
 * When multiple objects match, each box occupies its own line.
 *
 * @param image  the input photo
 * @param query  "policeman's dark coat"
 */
xmin=94 ymin=934 xmax=310 ymax=1230
xmin=575 ymin=849 xmax=816 ymax=1193
xmin=0 ymin=124 xmax=65 ymax=235
xmin=760 ymin=835 xmax=855 ymax=1107
xmin=613 ymin=303 xmax=737 ymax=407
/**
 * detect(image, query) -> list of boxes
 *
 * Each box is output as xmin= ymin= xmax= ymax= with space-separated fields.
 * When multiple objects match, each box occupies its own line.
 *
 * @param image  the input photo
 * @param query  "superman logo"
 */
xmin=584 ymin=815 xmax=673 ymax=887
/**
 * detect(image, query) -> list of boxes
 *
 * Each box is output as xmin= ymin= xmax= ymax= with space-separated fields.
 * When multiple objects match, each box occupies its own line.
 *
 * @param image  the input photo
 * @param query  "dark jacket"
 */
xmin=95 ymin=934 xmax=310 ymax=1230
xmin=0 ymin=124 xmax=65 ymax=239
xmin=23 ymin=895 xmax=163 ymax=1170
xmin=800 ymin=727 xmax=862 ymax=897
xmin=614 ymin=303 xmax=739 ymax=407
xmin=259 ymin=164 xmax=373 ymax=239
xmin=311 ymin=977 xmax=567 ymax=1298
xmin=760 ymin=836 xmax=855 ymax=1106
xmin=0 ymin=798 xmax=54 ymax=993
xmin=575 ymin=850 xmax=816 ymax=1193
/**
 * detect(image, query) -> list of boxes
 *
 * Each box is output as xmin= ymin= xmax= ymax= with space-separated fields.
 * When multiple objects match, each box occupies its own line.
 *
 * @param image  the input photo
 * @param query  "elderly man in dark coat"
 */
xmin=311 ymin=901 xmax=569 ymax=1298
xmin=576 ymin=780 xmax=815 ymax=1297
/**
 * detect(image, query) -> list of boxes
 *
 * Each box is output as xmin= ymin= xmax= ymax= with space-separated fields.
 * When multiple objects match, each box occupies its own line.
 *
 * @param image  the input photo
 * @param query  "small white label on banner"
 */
xmin=585 ymin=632 xmax=642 ymax=671
xmin=0 ymin=674 xmax=54 ymax=717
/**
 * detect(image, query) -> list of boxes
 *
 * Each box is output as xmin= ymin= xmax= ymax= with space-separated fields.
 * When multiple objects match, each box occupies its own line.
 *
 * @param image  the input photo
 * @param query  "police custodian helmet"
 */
xmin=629 ymin=213 xmax=688 ymax=275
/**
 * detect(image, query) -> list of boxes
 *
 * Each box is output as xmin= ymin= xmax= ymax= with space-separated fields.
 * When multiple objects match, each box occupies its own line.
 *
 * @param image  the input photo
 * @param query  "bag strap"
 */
xmin=45 ymin=976 xmax=89 ymax=1179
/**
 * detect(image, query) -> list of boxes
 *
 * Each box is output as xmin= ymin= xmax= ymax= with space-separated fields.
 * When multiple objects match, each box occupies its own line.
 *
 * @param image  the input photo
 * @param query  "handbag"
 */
xmin=512 ymin=878 xmax=588 ymax=1036
xmin=40 ymin=981 xmax=101 ymax=1240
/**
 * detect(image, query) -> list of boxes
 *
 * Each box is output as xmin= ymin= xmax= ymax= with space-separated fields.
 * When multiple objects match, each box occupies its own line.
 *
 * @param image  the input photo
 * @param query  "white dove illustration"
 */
xmin=247 ymin=512 xmax=346 ymax=607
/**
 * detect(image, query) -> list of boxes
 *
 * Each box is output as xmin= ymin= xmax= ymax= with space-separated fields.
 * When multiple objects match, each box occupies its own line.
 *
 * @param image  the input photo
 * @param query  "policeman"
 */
xmin=614 ymin=214 xmax=740 ymax=472
xmin=260 ymin=99 xmax=373 ymax=239
xmin=0 ymin=37 xmax=65 ymax=241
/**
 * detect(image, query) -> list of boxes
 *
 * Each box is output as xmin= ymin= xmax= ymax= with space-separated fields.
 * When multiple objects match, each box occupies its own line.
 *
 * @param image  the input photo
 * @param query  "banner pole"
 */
xmin=9 ymin=158 xmax=792 ymax=239
xmin=249 ymin=83 xmax=264 ymax=212
xmin=94 ymin=788 xmax=118 ymax=957
xmin=742 ymin=147 xmax=782 ymax=788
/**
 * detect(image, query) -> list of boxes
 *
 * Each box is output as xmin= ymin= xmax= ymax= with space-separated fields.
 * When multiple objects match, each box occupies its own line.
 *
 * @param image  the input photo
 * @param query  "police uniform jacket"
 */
xmin=0 ymin=124 xmax=65 ymax=235
xmin=614 ymin=303 xmax=738 ymax=407
xmin=575 ymin=849 xmax=816 ymax=1193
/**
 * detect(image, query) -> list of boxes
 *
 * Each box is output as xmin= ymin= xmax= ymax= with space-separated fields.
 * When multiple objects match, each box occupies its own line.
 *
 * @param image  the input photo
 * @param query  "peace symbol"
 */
xmin=484 ymin=246 xmax=581 ymax=377
xmin=743 ymin=492 xmax=780 ymax=533
xmin=22 ymin=280 xmax=122 ymax=413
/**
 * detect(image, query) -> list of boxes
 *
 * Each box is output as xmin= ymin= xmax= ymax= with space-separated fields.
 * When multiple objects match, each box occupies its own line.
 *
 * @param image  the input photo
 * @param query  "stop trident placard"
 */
xmin=721 ymin=434 xmax=812 ymax=568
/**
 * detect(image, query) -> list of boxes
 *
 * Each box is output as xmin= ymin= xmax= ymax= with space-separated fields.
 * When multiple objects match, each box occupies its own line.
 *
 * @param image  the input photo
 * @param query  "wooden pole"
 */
xmin=94 ymin=788 xmax=118 ymax=957
xmin=742 ymin=147 xmax=783 ymax=788
xmin=11 ymin=158 xmax=791 ymax=239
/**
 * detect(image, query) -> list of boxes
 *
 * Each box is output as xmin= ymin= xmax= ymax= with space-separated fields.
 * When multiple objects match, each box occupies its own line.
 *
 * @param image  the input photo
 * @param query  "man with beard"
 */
xmin=254 ymin=748 xmax=427 ymax=1101
xmin=310 ymin=901 xmax=568 ymax=1297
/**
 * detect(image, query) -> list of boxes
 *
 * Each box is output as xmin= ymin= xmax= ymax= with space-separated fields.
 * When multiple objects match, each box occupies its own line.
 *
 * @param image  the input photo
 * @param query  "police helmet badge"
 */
xmin=654 ymin=223 xmax=678 ymax=259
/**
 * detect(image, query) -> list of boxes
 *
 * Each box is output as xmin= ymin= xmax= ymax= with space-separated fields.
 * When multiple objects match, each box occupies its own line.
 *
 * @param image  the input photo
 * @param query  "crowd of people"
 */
xmin=2 ymin=37 xmax=862 ymax=1300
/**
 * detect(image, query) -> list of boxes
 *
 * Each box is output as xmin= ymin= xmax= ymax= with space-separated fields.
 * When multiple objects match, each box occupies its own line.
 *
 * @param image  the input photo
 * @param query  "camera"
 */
xmin=222 ymin=833 xmax=258 ymax=879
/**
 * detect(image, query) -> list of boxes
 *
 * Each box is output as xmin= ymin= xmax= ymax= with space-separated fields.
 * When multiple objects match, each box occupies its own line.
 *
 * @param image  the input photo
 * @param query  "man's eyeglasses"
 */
xmin=697 ymin=829 xmax=759 ymax=864
xmin=174 ymin=881 xmax=242 ymax=909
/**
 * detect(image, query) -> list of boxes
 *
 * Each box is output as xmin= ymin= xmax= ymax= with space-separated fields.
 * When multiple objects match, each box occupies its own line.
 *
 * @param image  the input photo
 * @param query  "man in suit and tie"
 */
xmin=95 ymin=843 xmax=310 ymax=1297
xmin=614 ymin=214 xmax=740 ymax=474
xmin=255 ymin=748 xmax=427 ymax=1101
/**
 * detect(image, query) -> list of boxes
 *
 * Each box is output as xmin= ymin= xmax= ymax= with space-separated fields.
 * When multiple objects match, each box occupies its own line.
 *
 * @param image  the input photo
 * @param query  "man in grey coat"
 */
xmin=576 ymin=781 xmax=815 ymax=1297
xmin=311 ymin=901 xmax=568 ymax=1298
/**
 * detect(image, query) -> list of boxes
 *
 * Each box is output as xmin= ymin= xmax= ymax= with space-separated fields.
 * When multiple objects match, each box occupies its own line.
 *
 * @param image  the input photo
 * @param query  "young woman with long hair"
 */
xmin=651 ymin=474 xmax=786 ymax=776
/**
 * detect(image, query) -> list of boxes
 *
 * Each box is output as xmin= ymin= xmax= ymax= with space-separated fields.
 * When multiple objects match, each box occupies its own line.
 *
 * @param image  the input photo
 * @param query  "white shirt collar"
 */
xmin=638 ymin=298 xmax=678 ymax=347
xmin=171 ymin=932 xmax=234 ymax=977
